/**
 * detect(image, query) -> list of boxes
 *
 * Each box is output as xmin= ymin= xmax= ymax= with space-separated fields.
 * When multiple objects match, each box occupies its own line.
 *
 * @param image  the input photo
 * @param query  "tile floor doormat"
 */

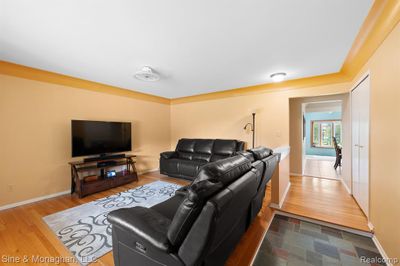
xmin=253 ymin=214 xmax=385 ymax=266
xmin=43 ymin=181 xmax=181 ymax=265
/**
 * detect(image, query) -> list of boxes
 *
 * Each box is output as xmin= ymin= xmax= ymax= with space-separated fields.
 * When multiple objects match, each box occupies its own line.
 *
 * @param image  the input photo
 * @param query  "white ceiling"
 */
xmin=0 ymin=0 xmax=373 ymax=98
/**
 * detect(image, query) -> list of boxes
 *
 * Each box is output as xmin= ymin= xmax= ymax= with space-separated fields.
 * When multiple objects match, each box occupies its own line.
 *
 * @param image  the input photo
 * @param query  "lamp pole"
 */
xmin=252 ymin=112 xmax=255 ymax=148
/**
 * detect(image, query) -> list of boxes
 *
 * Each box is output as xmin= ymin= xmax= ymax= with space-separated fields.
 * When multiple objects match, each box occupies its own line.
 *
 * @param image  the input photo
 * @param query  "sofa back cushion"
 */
xmin=210 ymin=139 xmax=243 ymax=161
xmin=212 ymin=139 xmax=237 ymax=156
xmin=176 ymin=139 xmax=196 ymax=160
xmin=175 ymin=139 xmax=244 ymax=163
xmin=192 ymin=139 xmax=214 ymax=162
xmin=167 ymin=155 xmax=251 ymax=247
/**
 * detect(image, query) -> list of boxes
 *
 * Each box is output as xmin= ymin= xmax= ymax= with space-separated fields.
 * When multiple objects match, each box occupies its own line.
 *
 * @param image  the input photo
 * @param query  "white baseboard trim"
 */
xmin=269 ymin=182 xmax=291 ymax=209
xmin=341 ymin=178 xmax=352 ymax=195
xmin=368 ymin=221 xmax=375 ymax=232
xmin=290 ymin=172 xmax=303 ymax=177
xmin=0 ymin=168 xmax=161 ymax=212
xmin=372 ymin=235 xmax=394 ymax=266
xmin=274 ymin=210 xmax=373 ymax=237
xmin=0 ymin=190 xmax=70 ymax=211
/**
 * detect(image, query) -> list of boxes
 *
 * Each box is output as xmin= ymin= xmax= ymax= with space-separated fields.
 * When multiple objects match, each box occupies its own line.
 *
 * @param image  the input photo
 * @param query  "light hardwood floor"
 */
xmin=303 ymin=156 xmax=341 ymax=180
xmin=280 ymin=175 xmax=369 ymax=232
xmin=0 ymin=173 xmax=368 ymax=266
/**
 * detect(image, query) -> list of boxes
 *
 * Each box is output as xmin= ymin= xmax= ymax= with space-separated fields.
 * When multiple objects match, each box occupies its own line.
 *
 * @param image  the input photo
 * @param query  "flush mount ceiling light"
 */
xmin=134 ymin=66 xmax=160 ymax=82
xmin=270 ymin=72 xmax=287 ymax=82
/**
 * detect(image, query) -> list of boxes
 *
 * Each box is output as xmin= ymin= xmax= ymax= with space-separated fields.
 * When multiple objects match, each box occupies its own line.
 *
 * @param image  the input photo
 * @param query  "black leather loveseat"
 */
xmin=160 ymin=138 xmax=245 ymax=180
xmin=108 ymin=147 xmax=280 ymax=266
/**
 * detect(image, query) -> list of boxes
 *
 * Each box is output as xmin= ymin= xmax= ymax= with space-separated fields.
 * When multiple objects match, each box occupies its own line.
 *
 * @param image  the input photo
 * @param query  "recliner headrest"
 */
xmin=192 ymin=155 xmax=251 ymax=197
xmin=248 ymin=146 xmax=273 ymax=160
xmin=238 ymin=151 xmax=255 ymax=162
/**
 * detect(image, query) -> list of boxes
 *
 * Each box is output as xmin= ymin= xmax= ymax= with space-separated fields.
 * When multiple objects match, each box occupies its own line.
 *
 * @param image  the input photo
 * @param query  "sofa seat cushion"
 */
xmin=178 ymin=160 xmax=206 ymax=177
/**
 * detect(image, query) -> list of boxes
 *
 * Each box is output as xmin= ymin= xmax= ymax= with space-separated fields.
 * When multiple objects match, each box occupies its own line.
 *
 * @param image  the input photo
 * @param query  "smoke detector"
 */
xmin=134 ymin=66 xmax=160 ymax=82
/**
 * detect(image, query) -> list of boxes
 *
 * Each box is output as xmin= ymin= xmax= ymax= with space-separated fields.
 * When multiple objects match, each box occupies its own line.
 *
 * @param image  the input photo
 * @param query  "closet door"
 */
xmin=351 ymin=75 xmax=370 ymax=217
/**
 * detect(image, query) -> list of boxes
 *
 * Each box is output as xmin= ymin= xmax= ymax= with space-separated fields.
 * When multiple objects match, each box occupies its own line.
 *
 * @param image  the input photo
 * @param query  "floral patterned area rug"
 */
xmin=43 ymin=181 xmax=181 ymax=265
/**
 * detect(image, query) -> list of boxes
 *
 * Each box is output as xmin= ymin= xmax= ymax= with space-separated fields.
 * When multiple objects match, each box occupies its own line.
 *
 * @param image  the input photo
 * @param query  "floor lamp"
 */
xmin=243 ymin=112 xmax=256 ymax=148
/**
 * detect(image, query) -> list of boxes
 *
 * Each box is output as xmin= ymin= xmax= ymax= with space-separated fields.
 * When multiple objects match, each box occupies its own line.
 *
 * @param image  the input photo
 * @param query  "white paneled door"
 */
xmin=351 ymin=74 xmax=370 ymax=217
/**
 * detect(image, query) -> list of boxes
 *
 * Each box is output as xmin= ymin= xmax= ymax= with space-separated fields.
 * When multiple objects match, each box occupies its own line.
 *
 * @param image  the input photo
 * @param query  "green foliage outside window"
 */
xmin=311 ymin=120 xmax=342 ymax=148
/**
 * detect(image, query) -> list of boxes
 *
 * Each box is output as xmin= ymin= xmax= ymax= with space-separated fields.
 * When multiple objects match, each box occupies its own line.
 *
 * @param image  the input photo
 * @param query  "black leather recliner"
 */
xmin=160 ymin=139 xmax=245 ymax=180
xmin=240 ymin=147 xmax=280 ymax=224
xmin=108 ymin=147 xmax=280 ymax=266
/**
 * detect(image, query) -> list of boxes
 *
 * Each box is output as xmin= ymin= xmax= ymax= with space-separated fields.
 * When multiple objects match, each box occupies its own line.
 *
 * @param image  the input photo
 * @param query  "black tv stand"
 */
xmin=69 ymin=154 xmax=137 ymax=198
xmin=84 ymin=153 xmax=126 ymax=162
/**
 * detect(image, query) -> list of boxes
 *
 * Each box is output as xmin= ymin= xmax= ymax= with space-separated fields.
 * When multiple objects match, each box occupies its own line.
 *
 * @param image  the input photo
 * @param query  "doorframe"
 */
xmin=350 ymin=70 xmax=371 ymax=218
xmin=301 ymin=100 xmax=344 ymax=178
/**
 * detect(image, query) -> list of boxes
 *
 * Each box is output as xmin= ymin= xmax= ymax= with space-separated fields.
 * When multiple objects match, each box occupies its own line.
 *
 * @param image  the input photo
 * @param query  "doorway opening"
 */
xmin=302 ymin=100 xmax=343 ymax=179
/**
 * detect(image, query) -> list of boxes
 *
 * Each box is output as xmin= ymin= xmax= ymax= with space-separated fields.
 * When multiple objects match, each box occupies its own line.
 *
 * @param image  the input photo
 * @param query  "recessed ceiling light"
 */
xmin=134 ymin=66 xmax=160 ymax=82
xmin=270 ymin=72 xmax=287 ymax=82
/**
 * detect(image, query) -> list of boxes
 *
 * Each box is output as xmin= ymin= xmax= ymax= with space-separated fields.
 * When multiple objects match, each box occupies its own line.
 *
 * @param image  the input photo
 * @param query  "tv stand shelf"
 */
xmin=69 ymin=155 xmax=138 ymax=198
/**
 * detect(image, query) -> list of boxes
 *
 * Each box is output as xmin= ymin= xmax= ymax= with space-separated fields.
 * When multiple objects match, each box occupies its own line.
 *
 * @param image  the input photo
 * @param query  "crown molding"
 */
xmin=0 ymin=61 xmax=170 ymax=105
xmin=171 ymin=72 xmax=350 ymax=105
xmin=341 ymin=0 xmax=400 ymax=76
xmin=1 ymin=0 xmax=399 ymax=105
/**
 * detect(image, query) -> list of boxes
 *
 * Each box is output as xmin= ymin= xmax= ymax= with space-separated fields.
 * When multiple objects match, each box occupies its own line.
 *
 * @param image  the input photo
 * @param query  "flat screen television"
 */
xmin=71 ymin=120 xmax=132 ymax=157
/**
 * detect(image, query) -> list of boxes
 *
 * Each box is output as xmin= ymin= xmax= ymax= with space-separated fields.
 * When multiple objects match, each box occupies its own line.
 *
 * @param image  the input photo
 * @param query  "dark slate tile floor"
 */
xmin=253 ymin=215 xmax=384 ymax=266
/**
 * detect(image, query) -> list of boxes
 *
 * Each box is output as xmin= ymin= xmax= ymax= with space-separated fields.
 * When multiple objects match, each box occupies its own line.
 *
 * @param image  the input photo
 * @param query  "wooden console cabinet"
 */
xmin=69 ymin=155 xmax=138 ymax=198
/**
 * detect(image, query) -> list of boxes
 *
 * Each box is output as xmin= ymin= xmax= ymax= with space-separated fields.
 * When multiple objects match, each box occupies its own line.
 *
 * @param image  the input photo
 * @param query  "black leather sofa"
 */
xmin=108 ymin=147 xmax=279 ymax=266
xmin=160 ymin=139 xmax=245 ymax=180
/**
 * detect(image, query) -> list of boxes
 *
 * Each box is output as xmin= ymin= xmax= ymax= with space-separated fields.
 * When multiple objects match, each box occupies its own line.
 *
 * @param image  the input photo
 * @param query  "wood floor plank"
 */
xmin=279 ymin=176 xmax=369 ymax=232
xmin=0 ymin=173 xmax=368 ymax=266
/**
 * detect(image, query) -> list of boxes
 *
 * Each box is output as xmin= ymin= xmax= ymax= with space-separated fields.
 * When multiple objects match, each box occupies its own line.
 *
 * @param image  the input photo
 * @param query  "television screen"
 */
xmin=71 ymin=120 xmax=132 ymax=157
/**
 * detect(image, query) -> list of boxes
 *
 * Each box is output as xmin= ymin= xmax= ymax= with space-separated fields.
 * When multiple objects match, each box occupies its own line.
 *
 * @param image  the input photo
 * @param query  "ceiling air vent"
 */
xmin=134 ymin=66 xmax=160 ymax=82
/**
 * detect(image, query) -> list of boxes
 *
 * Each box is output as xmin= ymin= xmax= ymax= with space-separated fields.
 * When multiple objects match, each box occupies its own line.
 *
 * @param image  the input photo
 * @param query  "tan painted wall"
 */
xmin=351 ymin=21 xmax=400 ymax=260
xmin=0 ymin=74 xmax=171 ymax=206
xmin=171 ymin=84 xmax=349 ymax=150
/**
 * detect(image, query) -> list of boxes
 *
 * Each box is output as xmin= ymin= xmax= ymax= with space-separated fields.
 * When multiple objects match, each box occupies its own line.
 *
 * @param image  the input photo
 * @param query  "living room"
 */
xmin=1 ymin=1 xmax=399 ymax=265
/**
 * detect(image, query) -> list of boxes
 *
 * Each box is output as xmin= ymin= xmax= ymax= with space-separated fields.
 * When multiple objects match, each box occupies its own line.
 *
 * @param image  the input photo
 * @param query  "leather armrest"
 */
xmin=108 ymin=207 xmax=172 ymax=252
xmin=175 ymin=185 xmax=190 ymax=196
xmin=160 ymin=151 xmax=177 ymax=159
